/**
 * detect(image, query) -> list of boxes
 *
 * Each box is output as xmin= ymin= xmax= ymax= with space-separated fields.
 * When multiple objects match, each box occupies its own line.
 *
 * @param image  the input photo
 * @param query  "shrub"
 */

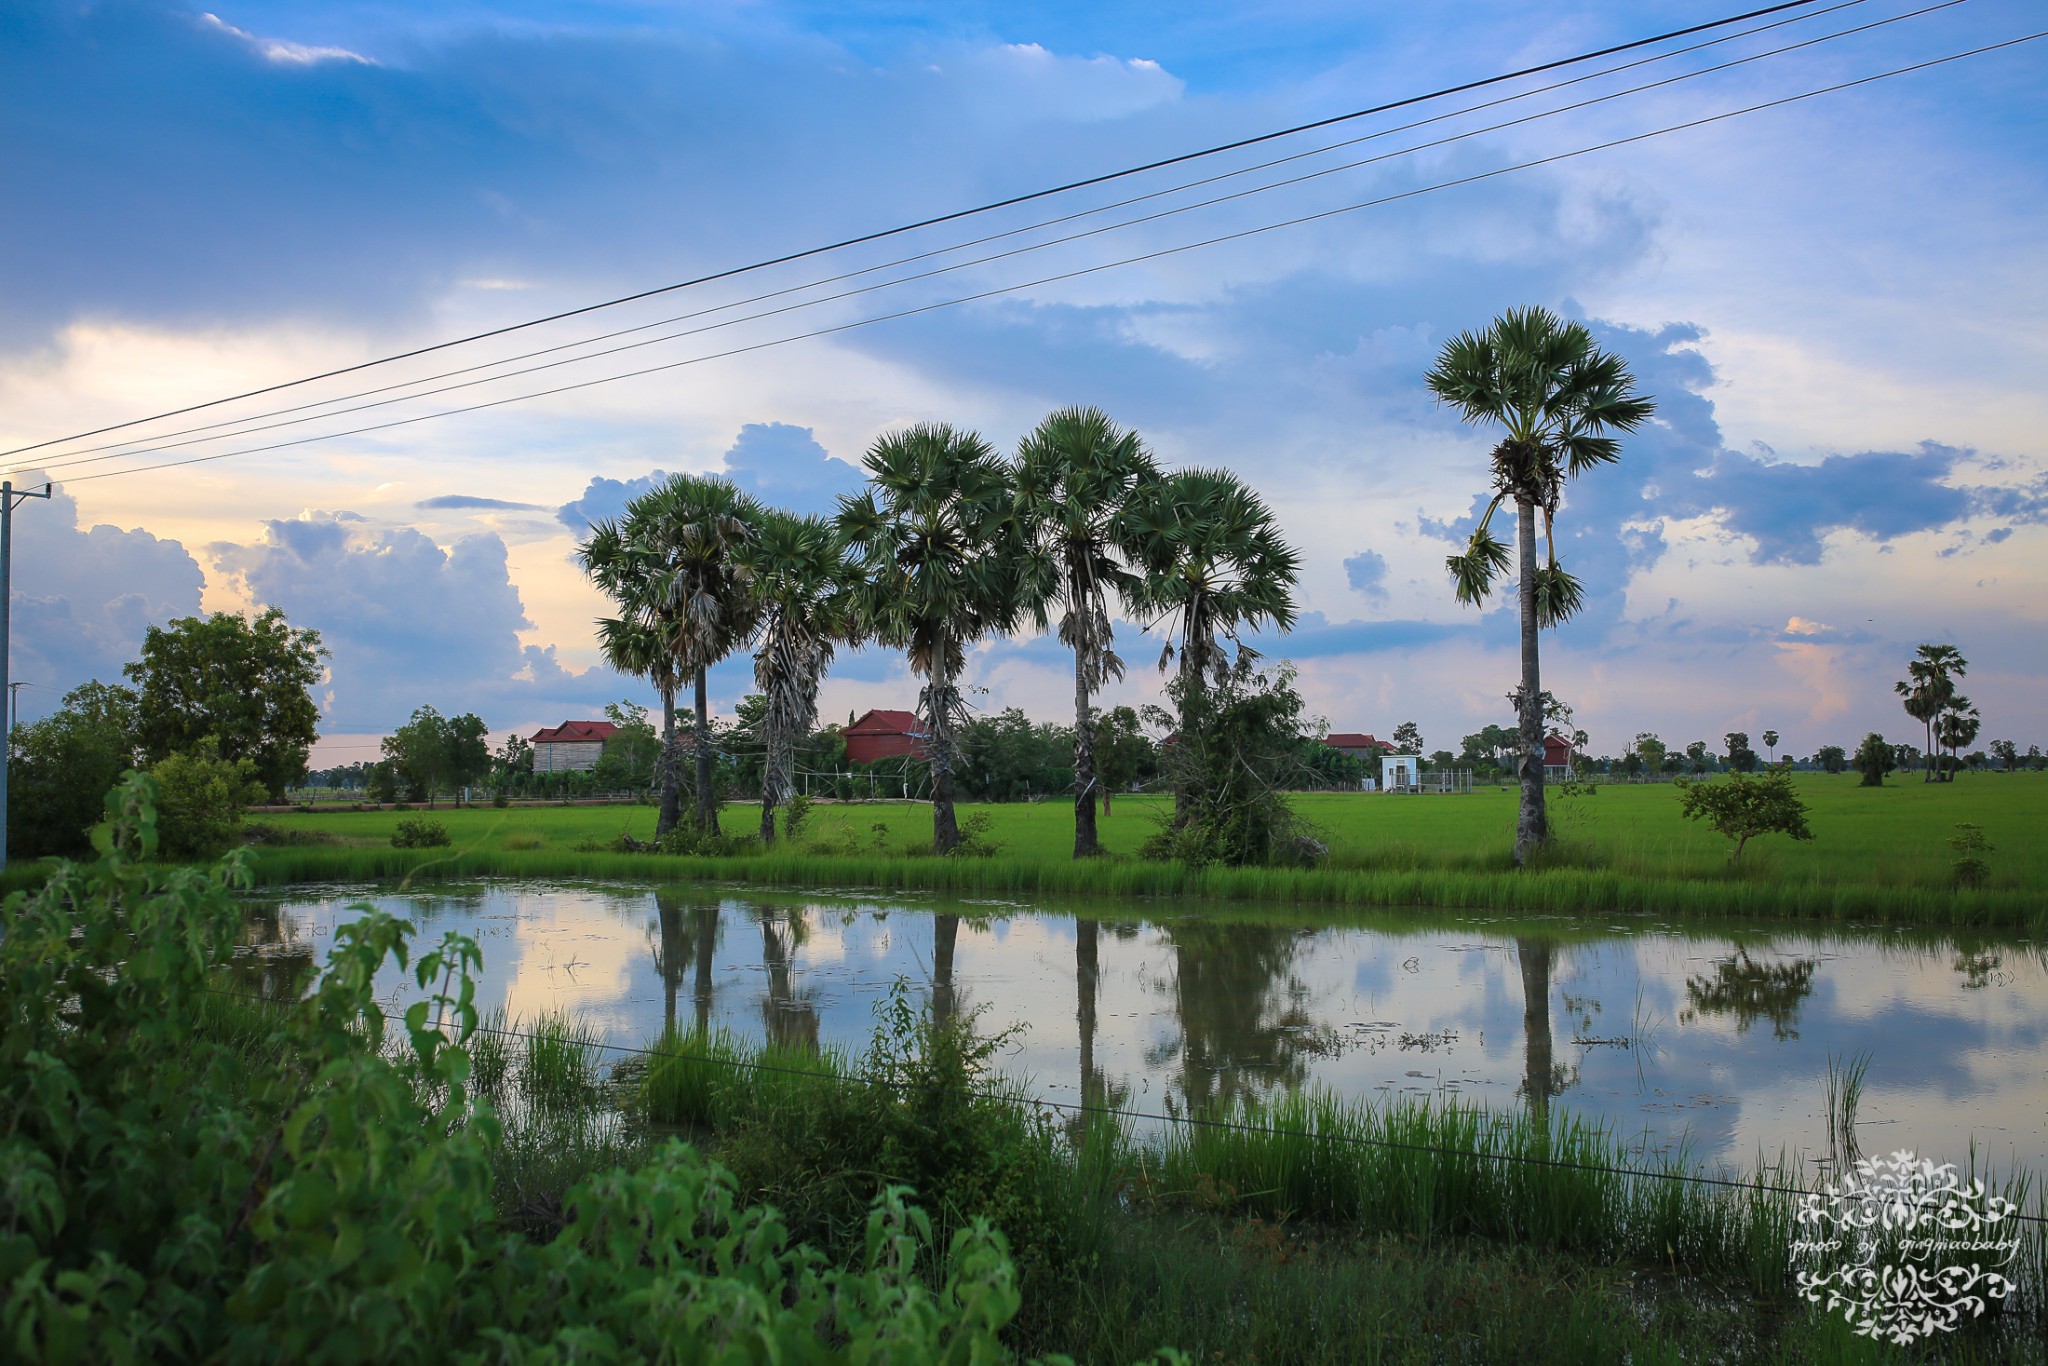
xmin=0 ymin=773 xmax=1035 ymax=1362
xmin=501 ymin=832 xmax=543 ymax=851
xmin=1675 ymin=769 xmax=1814 ymax=861
xmin=784 ymin=792 xmax=815 ymax=841
xmin=947 ymin=809 xmax=1004 ymax=858
xmin=1949 ymin=822 xmax=1994 ymax=888
xmin=1851 ymin=732 xmax=1893 ymax=787
xmin=391 ymin=817 xmax=452 ymax=848
xmin=151 ymin=736 xmax=265 ymax=859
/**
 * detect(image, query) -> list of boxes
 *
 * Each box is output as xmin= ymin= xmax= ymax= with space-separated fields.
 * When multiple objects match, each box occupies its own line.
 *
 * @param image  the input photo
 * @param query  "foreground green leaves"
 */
xmin=0 ymin=774 xmax=1063 ymax=1364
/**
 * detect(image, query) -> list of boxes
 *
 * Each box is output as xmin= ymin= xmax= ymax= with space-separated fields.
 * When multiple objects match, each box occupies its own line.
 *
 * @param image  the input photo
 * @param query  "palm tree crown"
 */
xmin=1126 ymin=468 xmax=1299 ymax=690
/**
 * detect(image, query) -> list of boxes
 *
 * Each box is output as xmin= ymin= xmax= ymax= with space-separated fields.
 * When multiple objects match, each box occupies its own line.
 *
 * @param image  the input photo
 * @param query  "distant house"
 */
xmin=843 ymin=709 xmax=927 ymax=765
xmin=1324 ymin=732 xmax=1386 ymax=760
xmin=1543 ymin=733 xmax=1576 ymax=780
xmin=530 ymin=720 xmax=618 ymax=773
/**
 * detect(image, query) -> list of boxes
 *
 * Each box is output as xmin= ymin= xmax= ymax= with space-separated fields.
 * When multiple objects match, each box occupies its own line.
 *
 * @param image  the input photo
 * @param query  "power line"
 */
xmin=57 ymin=29 xmax=2047 ymax=487
xmin=0 ymin=1 xmax=1836 ymax=462
xmin=25 ymin=0 xmax=1905 ymax=472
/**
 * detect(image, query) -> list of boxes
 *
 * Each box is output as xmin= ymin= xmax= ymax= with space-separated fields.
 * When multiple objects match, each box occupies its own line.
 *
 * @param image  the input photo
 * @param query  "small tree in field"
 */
xmin=1676 ymin=768 xmax=1814 ymax=862
xmin=1852 ymin=732 xmax=1893 ymax=787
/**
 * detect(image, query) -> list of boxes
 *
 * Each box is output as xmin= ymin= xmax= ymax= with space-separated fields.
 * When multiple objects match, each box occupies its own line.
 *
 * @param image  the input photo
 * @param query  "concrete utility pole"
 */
xmin=0 ymin=480 xmax=54 ymax=873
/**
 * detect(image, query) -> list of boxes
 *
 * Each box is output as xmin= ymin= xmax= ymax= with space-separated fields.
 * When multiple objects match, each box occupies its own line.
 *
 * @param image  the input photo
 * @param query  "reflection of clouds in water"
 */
xmin=252 ymin=886 xmax=2048 ymax=1176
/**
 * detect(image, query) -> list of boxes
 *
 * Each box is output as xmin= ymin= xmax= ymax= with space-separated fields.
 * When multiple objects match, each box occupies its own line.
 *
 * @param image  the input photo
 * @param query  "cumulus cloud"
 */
xmin=557 ymin=423 xmax=865 ymax=532
xmin=7 ymin=473 xmax=205 ymax=720
xmin=208 ymin=512 xmax=623 ymax=731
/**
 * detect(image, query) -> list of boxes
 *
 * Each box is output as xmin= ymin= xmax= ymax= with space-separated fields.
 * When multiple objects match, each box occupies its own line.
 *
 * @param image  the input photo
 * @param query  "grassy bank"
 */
xmin=263 ymin=990 xmax=2045 ymax=1364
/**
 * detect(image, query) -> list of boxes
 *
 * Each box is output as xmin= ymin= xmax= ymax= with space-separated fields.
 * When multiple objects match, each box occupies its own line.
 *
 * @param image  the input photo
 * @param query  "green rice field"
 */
xmin=227 ymin=772 xmax=2047 ymax=928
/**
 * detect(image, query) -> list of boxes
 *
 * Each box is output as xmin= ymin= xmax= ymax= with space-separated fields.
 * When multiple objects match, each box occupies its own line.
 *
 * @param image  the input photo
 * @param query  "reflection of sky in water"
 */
xmin=244 ymin=883 xmax=2048 ymax=1179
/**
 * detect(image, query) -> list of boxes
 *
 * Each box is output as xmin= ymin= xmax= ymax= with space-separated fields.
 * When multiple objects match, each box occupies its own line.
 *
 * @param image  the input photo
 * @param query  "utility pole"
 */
xmin=0 ymin=480 xmax=54 ymax=874
xmin=7 ymin=682 xmax=24 ymax=733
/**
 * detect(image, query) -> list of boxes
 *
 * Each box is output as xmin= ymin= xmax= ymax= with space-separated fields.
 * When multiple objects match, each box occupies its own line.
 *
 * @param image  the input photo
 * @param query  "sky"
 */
xmin=2 ymin=0 xmax=2043 ymax=766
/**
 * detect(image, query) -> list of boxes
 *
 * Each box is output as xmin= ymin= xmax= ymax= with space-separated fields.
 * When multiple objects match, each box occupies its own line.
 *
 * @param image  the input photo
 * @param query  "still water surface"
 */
xmin=241 ymin=881 xmax=2048 ymax=1179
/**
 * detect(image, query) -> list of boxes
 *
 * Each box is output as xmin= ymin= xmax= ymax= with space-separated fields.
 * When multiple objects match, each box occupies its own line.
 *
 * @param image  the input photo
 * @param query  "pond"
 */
xmin=238 ymin=881 xmax=2048 ymax=1181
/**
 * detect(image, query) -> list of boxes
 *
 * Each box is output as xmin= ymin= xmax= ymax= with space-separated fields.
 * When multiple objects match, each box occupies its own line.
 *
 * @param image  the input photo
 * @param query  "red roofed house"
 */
xmin=843 ymin=709 xmax=927 ymax=765
xmin=1324 ymin=732 xmax=1387 ymax=761
xmin=530 ymin=720 xmax=619 ymax=773
xmin=1543 ymin=732 xmax=1577 ymax=780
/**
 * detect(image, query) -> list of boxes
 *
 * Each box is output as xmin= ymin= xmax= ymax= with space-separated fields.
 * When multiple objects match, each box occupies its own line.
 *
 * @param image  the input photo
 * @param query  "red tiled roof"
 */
xmin=845 ymin=709 xmax=922 ymax=736
xmin=1325 ymin=732 xmax=1385 ymax=749
xmin=530 ymin=720 xmax=619 ymax=745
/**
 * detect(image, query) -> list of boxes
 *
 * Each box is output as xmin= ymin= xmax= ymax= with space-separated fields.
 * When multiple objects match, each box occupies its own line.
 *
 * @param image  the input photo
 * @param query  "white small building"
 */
xmin=1380 ymin=754 xmax=1421 ymax=793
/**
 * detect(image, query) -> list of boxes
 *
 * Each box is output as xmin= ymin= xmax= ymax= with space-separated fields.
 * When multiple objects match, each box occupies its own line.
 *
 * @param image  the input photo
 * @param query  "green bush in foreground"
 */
xmin=0 ymin=774 xmax=1061 ymax=1364
xmin=390 ymin=816 xmax=452 ymax=849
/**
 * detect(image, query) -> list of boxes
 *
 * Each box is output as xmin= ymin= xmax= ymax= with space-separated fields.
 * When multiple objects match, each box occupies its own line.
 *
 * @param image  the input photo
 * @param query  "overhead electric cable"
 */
xmin=57 ymin=29 xmax=2046 ymax=487
xmin=31 ymin=0 xmax=1930 ymax=474
xmin=0 ymin=0 xmax=1832 ymax=460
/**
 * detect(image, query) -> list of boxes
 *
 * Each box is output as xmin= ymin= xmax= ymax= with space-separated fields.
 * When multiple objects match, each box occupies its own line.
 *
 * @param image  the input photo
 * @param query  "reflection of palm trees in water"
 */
xmin=1069 ymin=919 xmax=1133 ymax=1147
xmin=1518 ymin=937 xmax=1556 ymax=1124
xmin=932 ymin=913 xmax=960 ymax=1029
xmin=757 ymin=908 xmax=820 ymax=1052
xmin=1149 ymin=922 xmax=1316 ymax=1114
xmin=652 ymin=892 xmax=721 ymax=1033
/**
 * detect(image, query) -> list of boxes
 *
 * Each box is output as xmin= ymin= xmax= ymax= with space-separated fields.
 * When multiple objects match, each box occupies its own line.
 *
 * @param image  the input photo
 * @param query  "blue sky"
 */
xmin=1 ymin=0 xmax=2043 ymax=762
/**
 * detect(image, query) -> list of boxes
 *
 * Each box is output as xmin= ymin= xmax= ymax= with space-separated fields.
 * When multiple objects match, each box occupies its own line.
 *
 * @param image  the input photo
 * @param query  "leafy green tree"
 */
xmin=1015 ymin=406 xmax=1158 ymax=858
xmin=1391 ymin=720 xmax=1423 ymax=754
xmin=490 ymin=732 xmax=533 ymax=794
xmin=1140 ymin=657 xmax=1317 ymax=867
xmin=1425 ymin=306 xmax=1654 ymax=865
xmin=1460 ymin=725 xmax=1518 ymax=771
xmin=591 ymin=700 xmax=661 ymax=794
xmin=839 ymin=424 xmax=1030 ymax=854
xmin=739 ymin=513 xmax=864 ymax=843
xmin=1126 ymin=469 xmax=1300 ymax=827
xmin=1632 ymin=732 xmax=1666 ymax=778
xmin=1815 ymin=744 xmax=1847 ymax=774
xmin=1762 ymin=729 xmax=1780 ymax=765
xmin=151 ymin=736 xmax=265 ymax=858
xmin=1895 ymin=643 xmax=1966 ymax=783
xmin=124 ymin=607 xmax=327 ymax=801
xmin=380 ymin=706 xmax=489 ymax=807
xmin=1852 ymin=731 xmax=1894 ymax=787
xmin=1675 ymin=768 xmax=1814 ymax=861
xmin=1091 ymin=704 xmax=1154 ymax=814
xmin=584 ymin=475 xmax=763 ymax=835
xmin=7 ymin=680 xmax=142 ymax=857
xmin=1684 ymin=740 xmax=1712 ymax=774
xmin=365 ymin=759 xmax=400 ymax=804
xmin=1990 ymin=739 xmax=2018 ymax=771
xmin=957 ymin=708 xmax=1073 ymax=802
xmin=1724 ymin=731 xmax=1758 ymax=773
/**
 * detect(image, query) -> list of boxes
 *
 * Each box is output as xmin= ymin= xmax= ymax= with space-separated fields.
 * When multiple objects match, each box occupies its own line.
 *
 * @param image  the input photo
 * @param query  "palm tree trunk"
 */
xmin=1923 ymin=712 xmax=1935 ymax=783
xmin=693 ymin=668 xmax=714 ymax=833
xmin=692 ymin=901 xmax=718 ymax=1035
xmin=927 ymin=646 xmax=960 ymax=855
xmin=1073 ymin=656 xmax=1099 ymax=858
xmin=1514 ymin=499 xmax=1549 ymax=865
xmin=656 ymin=684 xmax=681 ymax=838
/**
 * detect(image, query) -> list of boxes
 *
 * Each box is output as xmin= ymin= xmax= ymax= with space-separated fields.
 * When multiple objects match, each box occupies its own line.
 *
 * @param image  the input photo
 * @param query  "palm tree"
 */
xmin=740 ymin=512 xmax=865 ymax=843
xmin=1425 ymin=306 xmax=1655 ymax=866
xmin=1015 ymin=406 xmax=1159 ymax=858
xmin=1763 ymin=729 xmax=1780 ymax=766
xmin=1939 ymin=696 xmax=1980 ymax=778
xmin=1895 ymin=644 xmax=1967 ymax=783
xmin=838 ymin=423 xmax=1030 ymax=854
xmin=583 ymin=475 xmax=763 ymax=833
xmin=1125 ymin=469 xmax=1300 ymax=824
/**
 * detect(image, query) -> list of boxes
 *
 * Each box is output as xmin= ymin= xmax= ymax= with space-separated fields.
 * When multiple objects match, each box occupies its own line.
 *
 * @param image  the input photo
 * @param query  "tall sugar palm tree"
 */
xmin=1125 ymin=468 xmax=1299 ymax=824
xmin=1896 ymin=643 xmax=1966 ymax=783
xmin=1015 ymin=406 xmax=1159 ymax=858
xmin=1939 ymin=695 xmax=1980 ymax=778
xmin=740 ymin=511 xmax=865 ymax=843
xmin=1425 ymin=305 xmax=1655 ymax=866
xmin=582 ymin=475 xmax=762 ymax=833
xmin=838 ymin=423 xmax=1030 ymax=855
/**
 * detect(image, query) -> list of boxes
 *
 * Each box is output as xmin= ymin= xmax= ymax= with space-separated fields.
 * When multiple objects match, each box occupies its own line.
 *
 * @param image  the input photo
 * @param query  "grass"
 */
xmin=180 ymin=772 xmax=2048 ymax=931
